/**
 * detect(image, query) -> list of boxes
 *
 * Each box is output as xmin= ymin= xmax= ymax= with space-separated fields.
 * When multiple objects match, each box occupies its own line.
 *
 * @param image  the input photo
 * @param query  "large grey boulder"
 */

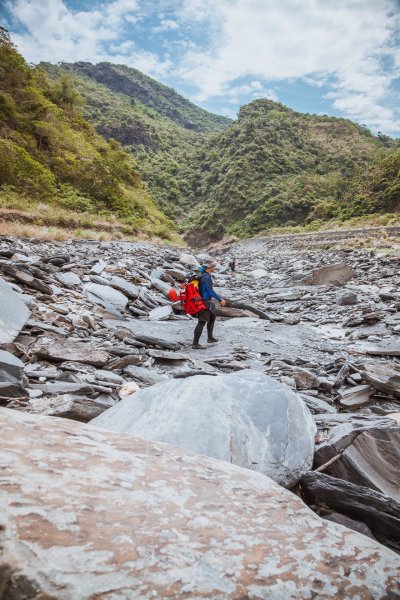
xmin=1 ymin=408 xmax=399 ymax=599
xmin=0 ymin=275 xmax=30 ymax=343
xmin=92 ymin=369 xmax=317 ymax=487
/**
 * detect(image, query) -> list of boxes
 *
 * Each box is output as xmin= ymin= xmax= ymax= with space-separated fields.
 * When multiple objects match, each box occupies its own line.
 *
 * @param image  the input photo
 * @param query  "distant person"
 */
xmin=192 ymin=257 xmax=226 ymax=349
xmin=229 ymin=256 xmax=237 ymax=272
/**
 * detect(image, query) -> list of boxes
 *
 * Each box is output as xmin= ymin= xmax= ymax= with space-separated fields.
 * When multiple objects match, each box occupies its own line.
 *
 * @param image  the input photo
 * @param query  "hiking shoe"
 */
xmin=207 ymin=337 xmax=219 ymax=343
xmin=192 ymin=343 xmax=207 ymax=349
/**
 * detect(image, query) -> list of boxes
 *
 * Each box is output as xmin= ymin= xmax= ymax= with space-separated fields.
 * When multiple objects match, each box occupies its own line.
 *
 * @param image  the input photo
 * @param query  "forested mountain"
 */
xmin=1 ymin=28 xmax=399 ymax=243
xmin=40 ymin=61 xmax=215 ymax=220
xmin=0 ymin=28 xmax=175 ymax=240
xmin=56 ymin=62 xmax=231 ymax=133
xmin=45 ymin=61 xmax=399 ymax=242
xmin=182 ymin=100 xmax=399 ymax=240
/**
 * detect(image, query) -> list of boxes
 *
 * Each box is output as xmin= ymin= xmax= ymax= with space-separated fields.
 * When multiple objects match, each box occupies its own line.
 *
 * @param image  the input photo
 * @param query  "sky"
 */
xmin=1 ymin=0 xmax=399 ymax=136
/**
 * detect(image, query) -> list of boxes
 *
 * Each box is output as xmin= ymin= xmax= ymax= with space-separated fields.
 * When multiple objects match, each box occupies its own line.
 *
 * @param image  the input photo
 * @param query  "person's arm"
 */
xmin=201 ymin=274 xmax=222 ymax=302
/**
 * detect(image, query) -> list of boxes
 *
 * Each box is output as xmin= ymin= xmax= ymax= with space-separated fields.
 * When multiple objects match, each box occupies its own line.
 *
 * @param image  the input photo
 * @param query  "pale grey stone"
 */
xmin=148 ymin=305 xmax=172 ymax=321
xmin=55 ymin=271 xmax=81 ymax=286
xmin=0 ymin=275 xmax=30 ymax=344
xmin=92 ymin=369 xmax=317 ymax=488
xmin=84 ymin=283 xmax=128 ymax=313
xmin=109 ymin=275 xmax=140 ymax=299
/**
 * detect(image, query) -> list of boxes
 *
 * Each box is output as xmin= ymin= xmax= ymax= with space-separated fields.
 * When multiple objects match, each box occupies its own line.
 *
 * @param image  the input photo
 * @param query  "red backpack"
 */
xmin=179 ymin=274 xmax=206 ymax=315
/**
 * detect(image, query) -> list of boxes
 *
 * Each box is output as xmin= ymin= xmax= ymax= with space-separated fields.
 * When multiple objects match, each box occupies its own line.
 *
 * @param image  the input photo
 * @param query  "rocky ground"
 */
xmin=1 ymin=231 xmax=400 ymax=573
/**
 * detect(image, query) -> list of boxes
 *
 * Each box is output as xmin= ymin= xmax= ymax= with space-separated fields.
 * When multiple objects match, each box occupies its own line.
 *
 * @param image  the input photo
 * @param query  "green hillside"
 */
xmin=41 ymin=62 xmax=229 ymax=220
xmin=0 ymin=28 xmax=175 ymax=240
xmin=182 ymin=100 xmax=399 ymax=240
xmin=45 ymin=64 xmax=398 ymax=242
xmin=59 ymin=62 xmax=231 ymax=133
xmin=3 ymin=31 xmax=398 ymax=244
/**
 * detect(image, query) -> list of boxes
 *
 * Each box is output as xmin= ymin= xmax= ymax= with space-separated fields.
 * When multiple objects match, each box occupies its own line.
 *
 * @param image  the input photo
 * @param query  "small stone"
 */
xmin=338 ymin=291 xmax=358 ymax=305
xmin=148 ymin=305 xmax=172 ymax=321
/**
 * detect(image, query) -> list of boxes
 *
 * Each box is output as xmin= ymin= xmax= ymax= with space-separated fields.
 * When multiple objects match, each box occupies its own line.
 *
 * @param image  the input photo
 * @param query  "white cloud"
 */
xmin=223 ymin=80 xmax=278 ymax=104
xmin=152 ymin=18 xmax=179 ymax=33
xmin=5 ymin=0 xmax=171 ymax=77
xmin=174 ymin=0 xmax=400 ymax=131
xmin=3 ymin=0 xmax=399 ymax=132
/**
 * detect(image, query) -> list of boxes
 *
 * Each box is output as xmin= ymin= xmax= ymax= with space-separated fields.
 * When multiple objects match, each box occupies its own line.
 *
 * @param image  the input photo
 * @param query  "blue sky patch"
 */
xmin=1 ymin=0 xmax=399 ymax=136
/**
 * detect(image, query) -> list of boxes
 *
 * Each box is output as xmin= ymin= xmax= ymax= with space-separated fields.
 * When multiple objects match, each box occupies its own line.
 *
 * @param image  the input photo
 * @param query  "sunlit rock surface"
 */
xmin=1 ymin=408 xmax=399 ymax=599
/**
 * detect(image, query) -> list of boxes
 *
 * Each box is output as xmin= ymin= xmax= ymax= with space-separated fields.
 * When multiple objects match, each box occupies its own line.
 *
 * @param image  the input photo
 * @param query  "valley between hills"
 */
xmin=0 ymin=27 xmax=399 ymax=245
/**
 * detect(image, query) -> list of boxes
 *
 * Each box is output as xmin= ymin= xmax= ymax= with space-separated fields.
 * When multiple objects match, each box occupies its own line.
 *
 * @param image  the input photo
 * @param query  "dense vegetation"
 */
xmin=45 ymin=63 xmax=399 ymax=242
xmin=0 ymin=28 xmax=175 ymax=240
xmin=182 ymin=100 xmax=399 ymax=240
xmin=40 ymin=61 xmax=213 ymax=220
xmin=1 ymin=29 xmax=399 ymax=243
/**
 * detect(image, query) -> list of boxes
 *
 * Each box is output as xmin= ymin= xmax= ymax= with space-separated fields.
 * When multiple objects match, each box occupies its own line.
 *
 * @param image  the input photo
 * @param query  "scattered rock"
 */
xmin=33 ymin=335 xmax=109 ymax=367
xmin=364 ymin=340 xmax=400 ymax=357
xmin=301 ymin=471 xmax=400 ymax=551
xmin=323 ymin=428 xmax=400 ymax=502
xmin=123 ymin=365 xmax=168 ymax=386
xmin=250 ymin=268 xmax=269 ymax=278
xmin=179 ymin=252 xmax=199 ymax=268
xmin=338 ymin=291 xmax=358 ymax=305
xmin=55 ymin=271 xmax=81 ymax=286
xmin=20 ymin=395 xmax=108 ymax=421
xmin=109 ymin=275 xmax=140 ymax=299
xmin=339 ymin=385 xmax=373 ymax=409
xmin=148 ymin=305 xmax=172 ymax=321
xmin=132 ymin=333 xmax=182 ymax=351
xmin=84 ymin=282 xmax=128 ymax=313
xmin=361 ymin=363 xmax=400 ymax=398
xmin=301 ymin=262 xmax=355 ymax=286
xmin=324 ymin=511 xmax=375 ymax=539
xmin=292 ymin=367 xmax=320 ymax=389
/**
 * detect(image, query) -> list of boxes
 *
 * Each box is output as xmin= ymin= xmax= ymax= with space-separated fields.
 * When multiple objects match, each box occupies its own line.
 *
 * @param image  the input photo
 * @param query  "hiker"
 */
xmin=229 ymin=256 xmax=237 ymax=272
xmin=193 ymin=257 xmax=226 ymax=349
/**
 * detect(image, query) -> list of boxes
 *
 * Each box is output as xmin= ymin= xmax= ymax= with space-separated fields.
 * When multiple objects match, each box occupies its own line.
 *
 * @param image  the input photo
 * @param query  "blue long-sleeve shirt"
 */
xmin=199 ymin=272 xmax=221 ymax=302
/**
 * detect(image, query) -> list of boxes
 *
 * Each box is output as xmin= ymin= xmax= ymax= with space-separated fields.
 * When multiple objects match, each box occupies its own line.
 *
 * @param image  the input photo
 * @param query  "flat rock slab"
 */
xmin=301 ymin=262 xmax=355 ymax=286
xmin=92 ymin=369 xmax=316 ymax=488
xmin=109 ymin=275 xmax=140 ymax=299
xmin=123 ymin=365 xmax=168 ymax=386
xmin=339 ymin=385 xmax=373 ymax=409
xmin=361 ymin=363 xmax=400 ymax=398
xmin=1 ymin=408 xmax=399 ymax=599
xmin=132 ymin=333 xmax=182 ymax=351
xmin=55 ymin=271 xmax=81 ymax=286
xmin=84 ymin=283 xmax=128 ymax=313
xmin=33 ymin=335 xmax=109 ymax=367
xmin=0 ymin=275 xmax=30 ymax=344
xmin=363 ymin=340 xmax=400 ymax=357
xmin=148 ymin=305 xmax=172 ymax=321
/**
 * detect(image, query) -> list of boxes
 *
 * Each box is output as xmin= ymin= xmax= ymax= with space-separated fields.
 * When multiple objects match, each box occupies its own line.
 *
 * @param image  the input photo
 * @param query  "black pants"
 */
xmin=193 ymin=309 xmax=216 ymax=344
